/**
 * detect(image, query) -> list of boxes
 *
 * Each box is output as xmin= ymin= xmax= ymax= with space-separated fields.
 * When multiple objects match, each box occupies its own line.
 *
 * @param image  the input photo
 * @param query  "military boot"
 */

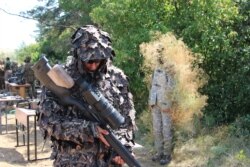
xmin=159 ymin=155 xmax=171 ymax=165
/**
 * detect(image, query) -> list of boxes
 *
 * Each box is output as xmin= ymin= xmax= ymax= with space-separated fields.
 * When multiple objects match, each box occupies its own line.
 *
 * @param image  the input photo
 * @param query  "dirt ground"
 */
xmin=0 ymin=114 xmax=160 ymax=167
xmin=0 ymin=114 xmax=52 ymax=167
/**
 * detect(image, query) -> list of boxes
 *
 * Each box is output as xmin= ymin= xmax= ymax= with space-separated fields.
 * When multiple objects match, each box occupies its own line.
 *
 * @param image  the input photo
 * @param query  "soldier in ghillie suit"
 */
xmin=22 ymin=56 xmax=36 ymax=98
xmin=149 ymin=46 xmax=175 ymax=165
xmin=38 ymin=25 xmax=137 ymax=167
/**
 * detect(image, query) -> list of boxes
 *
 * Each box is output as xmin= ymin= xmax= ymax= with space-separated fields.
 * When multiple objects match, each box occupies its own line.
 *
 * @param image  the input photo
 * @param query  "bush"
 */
xmin=229 ymin=114 xmax=250 ymax=137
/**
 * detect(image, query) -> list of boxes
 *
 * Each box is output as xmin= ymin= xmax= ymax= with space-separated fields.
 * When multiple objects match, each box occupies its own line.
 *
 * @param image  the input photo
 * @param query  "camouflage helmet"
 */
xmin=71 ymin=25 xmax=115 ymax=62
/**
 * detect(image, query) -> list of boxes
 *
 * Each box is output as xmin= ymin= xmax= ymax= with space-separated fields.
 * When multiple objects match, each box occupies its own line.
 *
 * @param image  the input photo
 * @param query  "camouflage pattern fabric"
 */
xmin=149 ymin=68 xmax=174 ymax=157
xmin=148 ymin=68 xmax=174 ymax=110
xmin=23 ymin=62 xmax=36 ymax=98
xmin=23 ymin=62 xmax=35 ymax=83
xmin=4 ymin=59 xmax=11 ymax=71
xmin=38 ymin=56 xmax=136 ymax=167
xmin=151 ymin=105 xmax=173 ymax=156
xmin=0 ymin=68 xmax=4 ymax=89
xmin=71 ymin=25 xmax=115 ymax=62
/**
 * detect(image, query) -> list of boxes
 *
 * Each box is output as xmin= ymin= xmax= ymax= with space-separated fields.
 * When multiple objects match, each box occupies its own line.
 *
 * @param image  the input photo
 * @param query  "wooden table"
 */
xmin=0 ymin=95 xmax=24 ymax=134
xmin=15 ymin=107 xmax=37 ymax=161
xmin=6 ymin=82 xmax=31 ymax=98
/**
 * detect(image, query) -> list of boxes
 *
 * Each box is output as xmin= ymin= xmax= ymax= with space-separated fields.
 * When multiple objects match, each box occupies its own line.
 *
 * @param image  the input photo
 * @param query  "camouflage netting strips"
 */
xmin=71 ymin=25 xmax=115 ymax=61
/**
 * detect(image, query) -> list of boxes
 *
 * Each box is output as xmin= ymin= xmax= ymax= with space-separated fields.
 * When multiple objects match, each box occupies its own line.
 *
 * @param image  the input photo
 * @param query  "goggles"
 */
xmin=85 ymin=59 xmax=101 ymax=64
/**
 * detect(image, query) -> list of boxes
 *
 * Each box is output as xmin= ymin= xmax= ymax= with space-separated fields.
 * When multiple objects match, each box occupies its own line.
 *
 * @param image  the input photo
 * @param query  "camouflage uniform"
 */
xmin=4 ymin=57 xmax=12 ymax=81
xmin=38 ymin=25 xmax=136 ymax=167
xmin=0 ymin=62 xmax=4 ymax=90
xmin=23 ymin=57 xmax=36 ymax=98
xmin=149 ymin=67 xmax=174 ymax=164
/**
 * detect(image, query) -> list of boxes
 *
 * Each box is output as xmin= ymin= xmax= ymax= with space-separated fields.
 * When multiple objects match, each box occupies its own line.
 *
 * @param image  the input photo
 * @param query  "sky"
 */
xmin=0 ymin=0 xmax=44 ymax=51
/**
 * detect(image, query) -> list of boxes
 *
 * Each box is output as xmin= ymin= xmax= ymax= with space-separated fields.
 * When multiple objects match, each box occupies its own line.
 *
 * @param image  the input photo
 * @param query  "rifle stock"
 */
xmin=32 ymin=56 xmax=141 ymax=167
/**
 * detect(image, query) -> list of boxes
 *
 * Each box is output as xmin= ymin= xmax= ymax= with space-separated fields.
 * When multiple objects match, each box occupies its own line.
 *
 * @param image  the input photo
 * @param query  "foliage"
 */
xmin=229 ymin=114 xmax=250 ymax=137
xmin=135 ymin=109 xmax=154 ymax=147
xmin=140 ymin=32 xmax=207 ymax=129
xmin=9 ymin=2 xmax=250 ymax=166
xmin=15 ymin=43 xmax=41 ymax=64
xmin=22 ymin=0 xmax=167 ymax=114
xmin=164 ymin=125 xmax=250 ymax=167
xmin=163 ymin=0 xmax=250 ymax=125
xmin=0 ymin=50 xmax=15 ymax=61
xmin=17 ymin=0 xmax=249 ymax=129
xmin=25 ymin=0 xmax=101 ymax=63
xmin=90 ymin=0 xmax=169 ymax=114
xmin=235 ymin=150 xmax=247 ymax=161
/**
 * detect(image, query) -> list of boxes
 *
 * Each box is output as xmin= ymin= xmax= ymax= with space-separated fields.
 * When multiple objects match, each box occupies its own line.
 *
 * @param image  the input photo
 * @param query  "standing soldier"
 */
xmin=37 ymin=25 xmax=137 ymax=167
xmin=4 ymin=57 xmax=12 ymax=82
xmin=0 ymin=60 xmax=5 ymax=90
xmin=22 ymin=56 xmax=36 ymax=98
xmin=149 ymin=46 xmax=175 ymax=165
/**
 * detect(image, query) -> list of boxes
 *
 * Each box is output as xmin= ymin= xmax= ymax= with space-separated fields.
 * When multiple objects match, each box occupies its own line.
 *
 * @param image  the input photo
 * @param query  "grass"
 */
xmin=135 ymin=123 xmax=250 ymax=167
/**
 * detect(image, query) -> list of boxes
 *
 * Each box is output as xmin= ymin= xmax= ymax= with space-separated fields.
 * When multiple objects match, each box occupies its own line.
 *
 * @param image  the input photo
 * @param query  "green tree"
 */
xmin=23 ymin=0 xmax=170 ymax=114
xmin=90 ymin=0 xmax=168 ymax=113
xmin=15 ymin=43 xmax=41 ymax=63
xmin=164 ymin=0 xmax=250 ymax=125
xmin=25 ymin=0 xmax=101 ymax=62
xmin=22 ymin=0 xmax=249 ymax=128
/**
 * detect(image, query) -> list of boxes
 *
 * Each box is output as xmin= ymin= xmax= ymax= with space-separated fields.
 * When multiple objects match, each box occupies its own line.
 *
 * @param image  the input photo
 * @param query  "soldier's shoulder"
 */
xmin=65 ymin=56 xmax=75 ymax=67
xmin=109 ymin=65 xmax=126 ymax=75
xmin=64 ymin=56 xmax=76 ymax=70
xmin=108 ymin=65 xmax=129 ymax=86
